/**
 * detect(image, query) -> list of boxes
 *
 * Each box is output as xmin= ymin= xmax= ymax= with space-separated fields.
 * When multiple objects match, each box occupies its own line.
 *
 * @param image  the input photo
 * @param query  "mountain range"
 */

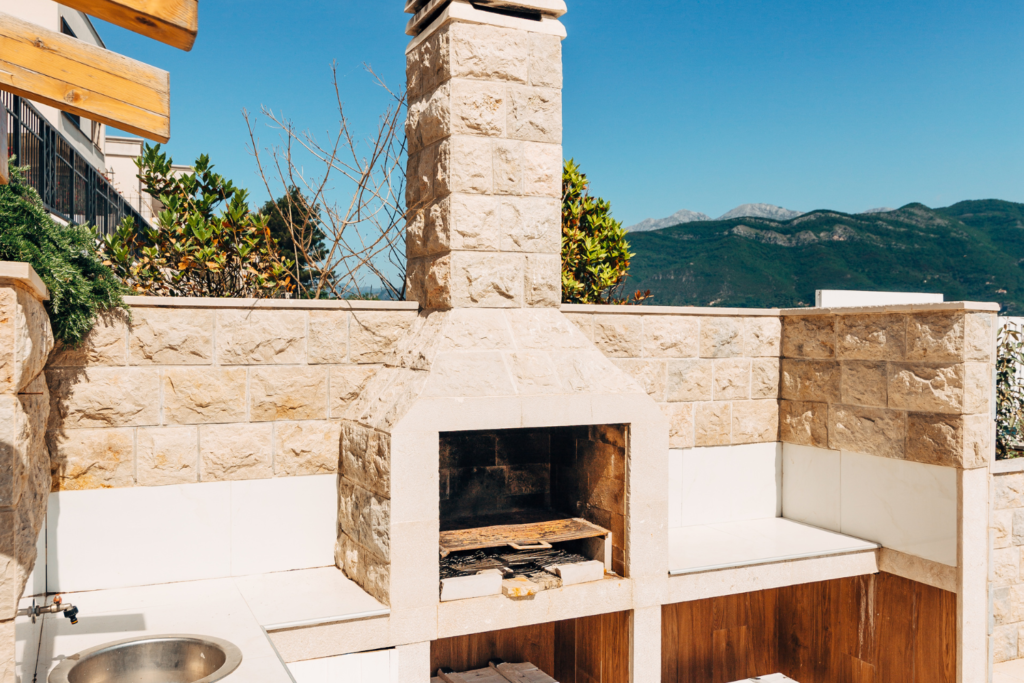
xmin=627 ymin=204 xmax=805 ymax=232
xmin=624 ymin=199 xmax=1024 ymax=313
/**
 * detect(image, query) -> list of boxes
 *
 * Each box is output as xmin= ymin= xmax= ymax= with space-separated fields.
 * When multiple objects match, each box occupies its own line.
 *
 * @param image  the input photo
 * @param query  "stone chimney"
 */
xmin=404 ymin=0 xmax=568 ymax=310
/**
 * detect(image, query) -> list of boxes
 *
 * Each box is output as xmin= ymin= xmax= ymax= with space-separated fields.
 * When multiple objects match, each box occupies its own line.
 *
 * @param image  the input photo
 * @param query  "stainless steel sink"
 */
xmin=48 ymin=635 xmax=243 ymax=683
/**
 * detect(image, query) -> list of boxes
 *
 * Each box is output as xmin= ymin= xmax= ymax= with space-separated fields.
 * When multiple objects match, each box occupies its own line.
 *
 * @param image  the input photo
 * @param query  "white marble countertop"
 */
xmin=19 ymin=567 xmax=388 ymax=683
xmin=670 ymin=517 xmax=879 ymax=576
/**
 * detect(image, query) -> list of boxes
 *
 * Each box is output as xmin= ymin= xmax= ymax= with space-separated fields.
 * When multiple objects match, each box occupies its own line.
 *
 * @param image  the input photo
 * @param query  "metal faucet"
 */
xmin=19 ymin=595 xmax=79 ymax=625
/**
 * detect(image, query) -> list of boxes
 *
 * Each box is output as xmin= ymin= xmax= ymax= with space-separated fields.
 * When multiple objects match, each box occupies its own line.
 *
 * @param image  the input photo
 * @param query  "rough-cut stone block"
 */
xmin=47 ymin=367 xmax=160 ymax=428
xmin=406 ymin=82 xmax=450 ymax=155
xmin=342 ymin=423 xmax=391 ymax=499
xmin=643 ymin=317 xmax=699 ymax=359
xmin=905 ymin=413 xmax=990 ymax=469
xmin=493 ymin=140 xmax=523 ymax=195
xmin=963 ymin=362 xmax=991 ymax=415
xmin=993 ymin=547 xmax=1020 ymax=586
xmin=446 ymin=136 xmax=494 ymax=194
xmin=744 ymin=318 xmax=782 ymax=357
xmin=216 ymin=310 xmax=306 ymax=365
xmin=200 ymin=423 xmax=273 ymax=481
xmin=666 ymin=359 xmax=713 ymax=402
xmin=995 ymin=473 xmax=1024 ymax=510
xmin=887 ymin=362 xmax=963 ymax=414
xmin=522 ymin=142 xmax=562 ymax=198
xmin=713 ymin=359 xmax=751 ymax=401
xmin=507 ymin=85 xmax=562 ymax=143
xmin=450 ymin=252 xmax=524 ymax=308
xmin=162 ymin=368 xmax=247 ymax=425
xmin=350 ymin=312 xmax=414 ymax=364
xmin=780 ymin=359 xmax=841 ymax=403
xmin=593 ymin=315 xmax=643 ymax=358
xmin=407 ymin=254 xmax=451 ymax=310
xmin=331 ymin=365 xmax=381 ymax=419
xmin=307 ymin=311 xmax=349 ymax=365
xmin=993 ymin=623 xmax=1019 ymax=663
xmin=695 ymin=402 xmax=731 ymax=447
xmin=137 ymin=427 xmax=199 ymax=486
xmin=661 ymin=402 xmax=695 ymax=449
xmin=751 ymin=358 xmax=780 ymax=399
xmin=450 ymin=22 xmax=529 ymax=84
xmin=829 ymin=405 xmax=905 ymax=459
xmin=528 ymin=33 xmax=562 ymax=88
xmin=335 ymin=533 xmax=390 ymax=604
xmin=700 ymin=317 xmax=743 ymax=358
xmin=49 ymin=428 xmax=134 ymax=491
xmin=275 ymin=421 xmax=341 ymax=477
xmin=995 ymin=509 xmax=1013 ymax=549
xmin=250 ymin=367 xmax=329 ymax=422
xmin=7 ymin=288 xmax=54 ymax=395
xmin=564 ymin=313 xmax=593 ymax=341
xmin=451 ymin=78 xmax=506 ymax=137
xmin=0 ymin=618 xmax=13 ymax=680
xmin=450 ymin=194 xmax=501 ymax=251
xmin=0 ymin=396 xmax=29 ymax=509
xmin=499 ymin=197 xmax=559 ymax=253
xmin=407 ymin=143 xmax=439 ymax=211
xmin=732 ymin=400 xmax=779 ymax=444
xmin=837 ymin=314 xmax=905 ymax=360
xmin=0 ymin=288 xmax=13 ymax=393
xmin=906 ymin=312 xmax=964 ymax=362
xmin=339 ymin=479 xmax=391 ymax=560
xmin=50 ymin=314 xmax=127 ymax=367
xmin=840 ymin=361 xmax=887 ymax=408
xmin=782 ymin=316 xmax=835 ymax=359
xmin=965 ymin=313 xmax=994 ymax=362
xmin=780 ymin=400 xmax=828 ymax=448
xmin=524 ymin=254 xmax=560 ymax=308
xmin=406 ymin=25 xmax=451 ymax=99
xmin=128 ymin=308 xmax=213 ymax=365
xmin=612 ymin=359 xmax=666 ymax=402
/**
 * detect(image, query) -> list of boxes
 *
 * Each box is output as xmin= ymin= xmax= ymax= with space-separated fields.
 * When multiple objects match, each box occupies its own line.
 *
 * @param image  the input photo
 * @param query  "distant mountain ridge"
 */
xmin=628 ymin=204 xmax=802 ymax=232
xmin=625 ymin=199 xmax=1024 ymax=313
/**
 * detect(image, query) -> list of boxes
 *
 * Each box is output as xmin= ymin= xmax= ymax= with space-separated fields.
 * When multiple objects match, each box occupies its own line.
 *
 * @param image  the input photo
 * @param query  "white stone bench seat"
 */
xmin=669 ymin=518 xmax=879 ymax=576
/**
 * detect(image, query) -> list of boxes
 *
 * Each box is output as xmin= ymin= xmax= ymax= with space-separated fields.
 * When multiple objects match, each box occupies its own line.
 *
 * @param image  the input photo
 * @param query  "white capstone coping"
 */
xmin=0 ymin=261 xmax=49 ymax=301
xmin=780 ymin=301 xmax=1001 ymax=316
xmin=407 ymin=0 xmax=567 ymax=46
xmin=122 ymin=295 xmax=419 ymax=311
xmin=991 ymin=458 xmax=1024 ymax=475
xmin=561 ymin=303 xmax=780 ymax=317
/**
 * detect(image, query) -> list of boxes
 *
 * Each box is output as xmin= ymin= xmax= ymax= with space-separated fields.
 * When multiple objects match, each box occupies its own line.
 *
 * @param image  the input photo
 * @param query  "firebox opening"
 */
xmin=439 ymin=425 xmax=627 ymax=584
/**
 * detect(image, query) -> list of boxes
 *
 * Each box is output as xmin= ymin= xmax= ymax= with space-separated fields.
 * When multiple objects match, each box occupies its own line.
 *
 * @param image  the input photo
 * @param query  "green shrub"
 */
xmin=0 ymin=165 xmax=128 ymax=346
xmin=99 ymin=144 xmax=296 ymax=298
xmin=998 ymin=322 xmax=1024 ymax=459
xmin=561 ymin=159 xmax=650 ymax=305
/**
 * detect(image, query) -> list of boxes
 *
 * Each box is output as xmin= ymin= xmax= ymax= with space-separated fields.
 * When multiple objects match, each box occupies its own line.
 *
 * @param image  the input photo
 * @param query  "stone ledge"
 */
xmin=123 ymin=296 xmax=419 ymax=312
xmin=993 ymin=458 xmax=1024 ymax=475
xmin=780 ymin=301 xmax=1001 ymax=316
xmin=0 ymin=262 xmax=48 ymax=301
xmin=562 ymin=304 xmax=780 ymax=317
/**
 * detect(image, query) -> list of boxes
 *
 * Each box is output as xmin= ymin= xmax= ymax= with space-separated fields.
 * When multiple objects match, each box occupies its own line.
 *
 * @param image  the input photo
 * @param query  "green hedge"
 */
xmin=0 ymin=166 xmax=128 ymax=346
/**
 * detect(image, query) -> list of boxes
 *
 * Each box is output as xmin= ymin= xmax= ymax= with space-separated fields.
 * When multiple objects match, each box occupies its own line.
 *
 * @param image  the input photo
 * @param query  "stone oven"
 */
xmin=333 ymin=3 xmax=666 ymax=676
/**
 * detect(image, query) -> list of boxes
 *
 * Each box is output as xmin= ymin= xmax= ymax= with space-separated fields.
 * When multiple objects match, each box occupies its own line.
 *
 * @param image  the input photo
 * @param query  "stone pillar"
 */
xmin=0 ymin=263 xmax=52 ymax=683
xmin=404 ymin=2 xmax=566 ymax=310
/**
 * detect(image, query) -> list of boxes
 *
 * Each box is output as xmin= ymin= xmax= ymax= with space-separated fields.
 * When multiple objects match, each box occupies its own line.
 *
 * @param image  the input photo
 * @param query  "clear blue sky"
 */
xmin=100 ymin=0 xmax=1024 ymax=226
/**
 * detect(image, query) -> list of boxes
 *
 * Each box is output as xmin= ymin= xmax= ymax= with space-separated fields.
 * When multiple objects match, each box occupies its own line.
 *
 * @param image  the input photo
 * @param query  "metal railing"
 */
xmin=2 ymin=92 xmax=151 ymax=235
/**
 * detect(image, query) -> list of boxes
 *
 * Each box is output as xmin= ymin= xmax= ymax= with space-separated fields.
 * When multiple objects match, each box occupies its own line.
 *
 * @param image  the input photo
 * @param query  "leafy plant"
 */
xmin=0 ymin=164 xmax=127 ymax=345
xmin=561 ymin=159 xmax=650 ymax=305
xmin=98 ymin=144 xmax=295 ymax=298
xmin=997 ymin=322 xmax=1024 ymax=459
xmin=259 ymin=186 xmax=331 ymax=293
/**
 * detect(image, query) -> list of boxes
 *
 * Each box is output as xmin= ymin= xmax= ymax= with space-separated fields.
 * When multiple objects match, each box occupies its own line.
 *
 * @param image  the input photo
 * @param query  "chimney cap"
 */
xmin=405 ymin=0 xmax=567 ymax=18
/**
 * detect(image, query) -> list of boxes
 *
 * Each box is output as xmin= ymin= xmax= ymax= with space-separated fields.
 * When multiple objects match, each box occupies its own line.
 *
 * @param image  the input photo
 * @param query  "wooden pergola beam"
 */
xmin=0 ymin=12 xmax=170 ymax=142
xmin=59 ymin=0 xmax=199 ymax=51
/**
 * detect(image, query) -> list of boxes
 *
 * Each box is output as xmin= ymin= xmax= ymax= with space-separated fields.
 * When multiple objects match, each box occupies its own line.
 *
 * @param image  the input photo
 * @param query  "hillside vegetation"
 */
xmin=626 ymin=200 xmax=1024 ymax=313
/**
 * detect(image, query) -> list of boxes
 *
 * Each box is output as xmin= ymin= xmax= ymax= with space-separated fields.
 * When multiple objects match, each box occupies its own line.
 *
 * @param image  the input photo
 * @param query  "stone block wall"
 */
xmin=991 ymin=461 xmax=1024 ymax=662
xmin=562 ymin=306 xmax=782 ymax=449
xmin=44 ymin=300 xmax=418 ymax=491
xmin=778 ymin=307 xmax=996 ymax=468
xmin=0 ymin=267 xmax=53 ymax=682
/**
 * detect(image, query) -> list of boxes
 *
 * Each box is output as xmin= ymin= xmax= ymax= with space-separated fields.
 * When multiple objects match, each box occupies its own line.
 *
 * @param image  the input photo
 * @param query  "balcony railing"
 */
xmin=2 ymin=92 xmax=151 ymax=236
